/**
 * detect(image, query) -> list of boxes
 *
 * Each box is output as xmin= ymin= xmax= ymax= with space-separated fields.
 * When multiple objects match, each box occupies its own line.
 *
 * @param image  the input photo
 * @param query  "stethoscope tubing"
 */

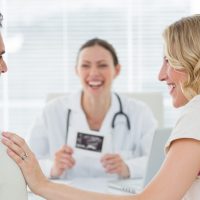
xmin=65 ymin=93 xmax=131 ymax=144
xmin=112 ymin=93 xmax=131 ymax=130
xmin=65 ymin=108 xmax=71 ymax=144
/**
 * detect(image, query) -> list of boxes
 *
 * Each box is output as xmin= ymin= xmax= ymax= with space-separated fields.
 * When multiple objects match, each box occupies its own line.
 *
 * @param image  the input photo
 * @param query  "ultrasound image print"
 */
xmin=76 ymin=132 xmax=104 ymax=152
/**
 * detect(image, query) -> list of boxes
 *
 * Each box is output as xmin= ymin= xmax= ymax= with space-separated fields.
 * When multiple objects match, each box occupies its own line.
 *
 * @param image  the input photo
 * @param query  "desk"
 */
xmin=28 ymin=177 xmax=139 ymax=200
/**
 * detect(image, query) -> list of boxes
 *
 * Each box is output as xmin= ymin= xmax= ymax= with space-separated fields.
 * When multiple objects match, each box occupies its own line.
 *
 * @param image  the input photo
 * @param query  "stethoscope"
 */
xmin=65 ymin=93 xmax=131 ymax=143
xmin=112 ymin=93 xmax=130 ymax=130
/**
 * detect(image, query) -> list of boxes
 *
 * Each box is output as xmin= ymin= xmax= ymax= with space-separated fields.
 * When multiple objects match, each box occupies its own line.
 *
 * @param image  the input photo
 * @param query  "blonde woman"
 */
xmin=2 ymin=14 xmax=200 ymax=200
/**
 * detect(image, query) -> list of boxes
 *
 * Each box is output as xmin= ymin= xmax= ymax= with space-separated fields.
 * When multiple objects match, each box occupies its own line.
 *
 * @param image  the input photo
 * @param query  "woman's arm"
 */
xmin=140 ymin=138 xmax=200 ymax=200
xmin=38 ymin=181 xmax=137 ymax=200
xmin=1 ymin=132 xmax=138 ymax=200
xmin=2 ymin=132 xmax=200 ymax=200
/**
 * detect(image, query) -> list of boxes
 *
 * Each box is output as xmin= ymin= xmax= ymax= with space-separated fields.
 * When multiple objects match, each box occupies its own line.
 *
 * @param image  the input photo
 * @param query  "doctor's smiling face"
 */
xmin=76 ymin=39 xmax=120 ymax=98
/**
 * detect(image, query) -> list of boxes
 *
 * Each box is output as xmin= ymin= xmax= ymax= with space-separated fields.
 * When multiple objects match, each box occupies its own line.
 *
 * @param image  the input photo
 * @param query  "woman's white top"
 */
xmin=0 ymin=133 xmax=28 ymax=200
xmin=28 ymin=91 xmax=157 ymax=179
xmin=165 ymin=95 xmax=200 ymax=200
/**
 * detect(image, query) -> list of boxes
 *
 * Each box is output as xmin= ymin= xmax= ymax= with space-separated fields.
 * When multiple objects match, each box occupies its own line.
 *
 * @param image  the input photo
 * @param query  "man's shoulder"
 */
xmin=0 ymin=141 xmax=28 ymax=200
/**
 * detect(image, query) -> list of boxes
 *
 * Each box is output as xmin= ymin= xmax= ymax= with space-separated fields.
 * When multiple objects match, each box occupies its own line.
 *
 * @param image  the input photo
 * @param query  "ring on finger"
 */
xmin=20 ymin=152 xmax=28 ymax=160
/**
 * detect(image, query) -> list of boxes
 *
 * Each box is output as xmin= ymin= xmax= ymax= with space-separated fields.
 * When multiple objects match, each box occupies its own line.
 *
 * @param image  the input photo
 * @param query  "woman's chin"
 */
xmin=172 ymin=98 xmax=188 ymax=108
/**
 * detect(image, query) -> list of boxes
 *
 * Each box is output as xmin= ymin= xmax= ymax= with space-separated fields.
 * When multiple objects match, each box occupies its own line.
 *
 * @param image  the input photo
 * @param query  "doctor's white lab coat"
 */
xmin=28 ymin=91 xmax=157 ymax=179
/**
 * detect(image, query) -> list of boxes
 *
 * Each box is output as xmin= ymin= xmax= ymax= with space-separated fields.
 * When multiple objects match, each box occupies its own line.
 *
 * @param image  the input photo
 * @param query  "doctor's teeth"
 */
xmin=89 ymin=81 xmax=102 ymax=86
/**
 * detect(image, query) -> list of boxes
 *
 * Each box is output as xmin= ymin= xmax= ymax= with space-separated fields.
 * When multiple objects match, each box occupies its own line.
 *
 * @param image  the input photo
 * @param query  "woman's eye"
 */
xmin=163 ymin=57 xmax=169 ymax=63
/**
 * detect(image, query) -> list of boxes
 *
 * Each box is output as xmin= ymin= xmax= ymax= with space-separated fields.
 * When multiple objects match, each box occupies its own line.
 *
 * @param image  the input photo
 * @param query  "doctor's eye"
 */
xmin=98 ymin=64 xmax=108 ymax=68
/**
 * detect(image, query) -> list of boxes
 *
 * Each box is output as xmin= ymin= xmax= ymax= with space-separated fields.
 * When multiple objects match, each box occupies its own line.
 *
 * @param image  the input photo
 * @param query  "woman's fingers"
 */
xmin=2 ymin=132 xmax=31 ymax=163
xmin=7 ymin=148 xmax=25 ymax=166
xmin=2 ymin=137 xmax=24 ymax=156
xmin=2 ymin=132 xmax=30 ymax=154
xmin=2 ymin=132 xmax=48 ymax=194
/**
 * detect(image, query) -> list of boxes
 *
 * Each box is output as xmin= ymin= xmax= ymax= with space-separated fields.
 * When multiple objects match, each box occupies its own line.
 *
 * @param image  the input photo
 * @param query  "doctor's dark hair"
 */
xmin=0 ymin=13 xmax=3 ymax=27
xmin=77 ymin=38 xmax=119 ymax=66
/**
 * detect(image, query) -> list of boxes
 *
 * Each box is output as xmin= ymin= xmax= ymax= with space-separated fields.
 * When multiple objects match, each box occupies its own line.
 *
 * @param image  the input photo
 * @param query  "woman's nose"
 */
xmin=158 ymin=62 xmax=167 ymax=82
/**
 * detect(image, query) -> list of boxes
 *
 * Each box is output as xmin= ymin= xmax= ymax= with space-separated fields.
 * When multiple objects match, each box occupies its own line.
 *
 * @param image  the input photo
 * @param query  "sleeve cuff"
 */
xmin=125 ymin=156 xmax=147 ymax=179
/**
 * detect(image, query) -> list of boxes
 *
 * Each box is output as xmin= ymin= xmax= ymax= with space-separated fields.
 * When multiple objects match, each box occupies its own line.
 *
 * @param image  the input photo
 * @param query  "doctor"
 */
xmin=28 ymin=38 xmax=157 ymax=180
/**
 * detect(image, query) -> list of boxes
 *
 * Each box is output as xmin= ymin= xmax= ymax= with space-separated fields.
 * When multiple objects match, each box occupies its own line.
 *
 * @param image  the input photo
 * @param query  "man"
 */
xmin=0 ymin=12 xmax=28 ymax=200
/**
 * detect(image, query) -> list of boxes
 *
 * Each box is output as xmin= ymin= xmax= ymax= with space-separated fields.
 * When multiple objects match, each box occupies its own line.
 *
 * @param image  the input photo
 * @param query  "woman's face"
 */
xmin=158 ymin=56 xmax=188 ymax=108
xmin=76 ymin=45 xmax=120 ymax=97
xmin=0 ymin=34 xmax=7 ymax=75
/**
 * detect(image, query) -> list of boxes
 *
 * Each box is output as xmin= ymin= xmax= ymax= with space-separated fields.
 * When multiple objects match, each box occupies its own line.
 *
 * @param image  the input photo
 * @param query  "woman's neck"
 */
xmin=82 ymin=92 xmax=111 ymax=130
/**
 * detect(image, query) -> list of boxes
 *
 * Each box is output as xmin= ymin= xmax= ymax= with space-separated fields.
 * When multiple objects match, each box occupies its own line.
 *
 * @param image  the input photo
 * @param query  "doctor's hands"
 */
xmin=50 ymin=145 xmax=75 ymax=178
xmin=1 ymin=132 xmax=48 ymax=195
xmin=101 ymin=153 xmax=130 ymax=178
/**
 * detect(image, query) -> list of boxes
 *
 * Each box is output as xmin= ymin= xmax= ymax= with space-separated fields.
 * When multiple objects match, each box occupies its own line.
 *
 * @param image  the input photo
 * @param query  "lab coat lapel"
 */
xmin=100 ymin=93 xmax=118 ymax=133
xmin=67 ymin=90 xmax=90 ymax=130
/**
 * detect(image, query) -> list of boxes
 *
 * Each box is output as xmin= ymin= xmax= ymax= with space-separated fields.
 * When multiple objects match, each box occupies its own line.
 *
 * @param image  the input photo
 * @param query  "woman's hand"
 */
xmin=1 ymin=131 xmax=48 ymax=195
xmin=51 ymin=145 xmax=75 ymax=178
xmin=101 ymin=153 xmax=130 ymax=178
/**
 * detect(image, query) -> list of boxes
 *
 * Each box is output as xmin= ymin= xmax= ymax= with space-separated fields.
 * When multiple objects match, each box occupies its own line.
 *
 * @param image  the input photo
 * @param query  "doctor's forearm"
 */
xmin=37 ymin=181 xmax=139 ymax=200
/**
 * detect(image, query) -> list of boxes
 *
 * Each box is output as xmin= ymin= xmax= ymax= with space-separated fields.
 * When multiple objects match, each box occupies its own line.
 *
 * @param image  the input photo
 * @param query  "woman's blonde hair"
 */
xmin=163 ymin=14 xmax=200 ymax=100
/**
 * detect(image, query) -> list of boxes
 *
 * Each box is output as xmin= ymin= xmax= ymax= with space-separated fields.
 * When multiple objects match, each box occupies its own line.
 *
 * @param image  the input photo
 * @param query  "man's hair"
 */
xmin=0 ymin=13 xmax=3 ymax=27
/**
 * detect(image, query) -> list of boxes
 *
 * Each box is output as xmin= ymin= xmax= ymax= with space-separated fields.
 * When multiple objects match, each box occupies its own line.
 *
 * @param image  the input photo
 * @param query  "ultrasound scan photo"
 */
xmin=76 ymin=132 xmax=104 ymax=152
